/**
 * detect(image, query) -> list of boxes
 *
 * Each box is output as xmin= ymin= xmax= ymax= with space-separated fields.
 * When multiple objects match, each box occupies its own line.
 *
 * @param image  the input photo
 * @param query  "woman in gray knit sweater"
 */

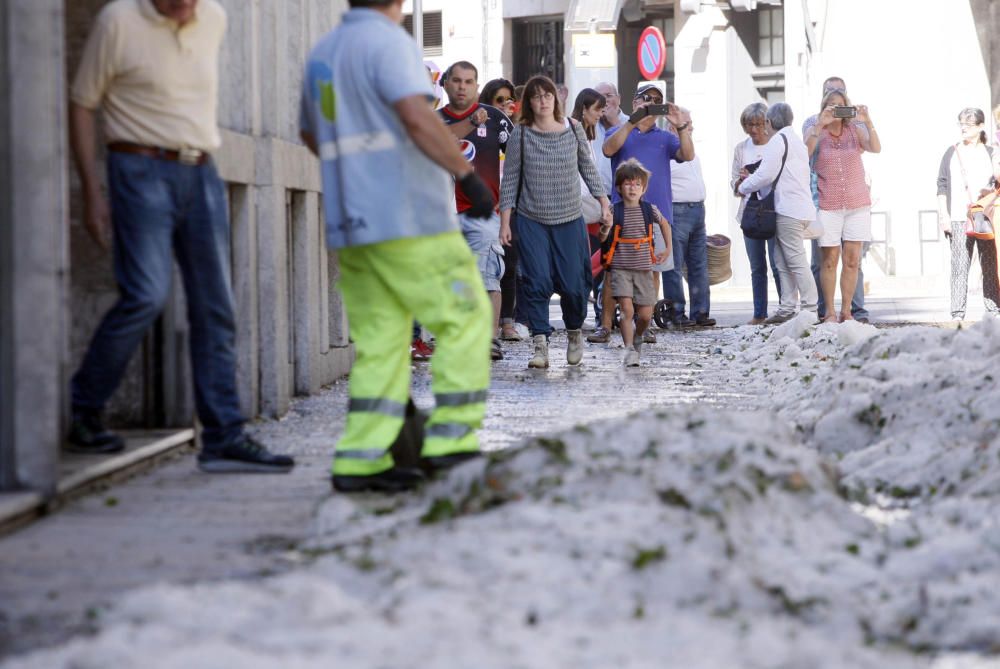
xmin=499 ymin=76 xmax=611 ymax=369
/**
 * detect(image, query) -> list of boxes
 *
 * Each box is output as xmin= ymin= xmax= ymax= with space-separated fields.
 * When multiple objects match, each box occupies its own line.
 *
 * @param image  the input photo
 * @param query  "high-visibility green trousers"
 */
xmin=333 ymin=231 xmax=492 ymax=476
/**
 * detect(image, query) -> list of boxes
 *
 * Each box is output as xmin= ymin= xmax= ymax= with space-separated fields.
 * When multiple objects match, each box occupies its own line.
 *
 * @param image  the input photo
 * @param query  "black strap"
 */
xmin=515 ymin=126 xmax=525 ymax=211
xmin=773 ymin=134 xmax=788 ymax=187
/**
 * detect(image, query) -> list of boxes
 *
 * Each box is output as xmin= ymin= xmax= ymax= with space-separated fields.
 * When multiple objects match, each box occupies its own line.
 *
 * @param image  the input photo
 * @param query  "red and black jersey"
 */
xmin=440 ymin=103 xmax=513 ymax=213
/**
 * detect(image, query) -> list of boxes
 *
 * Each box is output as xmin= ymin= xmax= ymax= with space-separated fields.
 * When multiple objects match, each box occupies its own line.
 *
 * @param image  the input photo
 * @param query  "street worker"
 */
xmin=68 ymin=0 xmax=294 ymax=473
xmin=440 ymin=60 xmax=514 ymax=361
xmin=300 ymin=0 xmax=496 ymax=493
xmin=598 ymin=159 xmax=672 ymax=367
xmin=602 ymin=83 xmax=695 ymax=328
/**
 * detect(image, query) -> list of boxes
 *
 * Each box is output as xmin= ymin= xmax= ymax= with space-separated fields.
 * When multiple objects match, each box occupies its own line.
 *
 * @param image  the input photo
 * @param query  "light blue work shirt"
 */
xmin=299 ymin=8 xmax=458 ymax=249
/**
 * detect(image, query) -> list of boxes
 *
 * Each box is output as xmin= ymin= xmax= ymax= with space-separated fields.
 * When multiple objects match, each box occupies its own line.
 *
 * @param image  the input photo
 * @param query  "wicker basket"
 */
xmin=706 ymin=234 xmax=732 ymax=286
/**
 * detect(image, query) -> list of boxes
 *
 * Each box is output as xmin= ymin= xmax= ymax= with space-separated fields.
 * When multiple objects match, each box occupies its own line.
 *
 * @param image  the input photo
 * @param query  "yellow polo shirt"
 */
xmin=71 ymin=0 xmax=226 ymax=152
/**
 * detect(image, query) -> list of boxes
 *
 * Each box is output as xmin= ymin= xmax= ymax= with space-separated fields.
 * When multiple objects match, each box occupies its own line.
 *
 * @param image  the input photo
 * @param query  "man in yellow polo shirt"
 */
xmin=68 ymin=0 xmax=294 ymax=473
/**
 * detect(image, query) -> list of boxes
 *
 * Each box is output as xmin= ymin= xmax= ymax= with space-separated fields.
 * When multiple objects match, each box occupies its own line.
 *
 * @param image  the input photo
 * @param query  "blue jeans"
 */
xmin=662 ymin=202 xmax=710 ymax=318
xmin=810 ymin=239 xmax=869 ymax=319
xmin=71 ymin=152 xmax=245 ymax=450
xmin=515 ymin=213 xmax=591 ymax=337
xmin=744 ymin=236 xmax=781 ymax=319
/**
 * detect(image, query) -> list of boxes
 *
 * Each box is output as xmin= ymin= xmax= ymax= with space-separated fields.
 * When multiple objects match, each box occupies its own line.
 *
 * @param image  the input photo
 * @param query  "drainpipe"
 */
xmin=413 ymin=0 xmax=423 ymax=54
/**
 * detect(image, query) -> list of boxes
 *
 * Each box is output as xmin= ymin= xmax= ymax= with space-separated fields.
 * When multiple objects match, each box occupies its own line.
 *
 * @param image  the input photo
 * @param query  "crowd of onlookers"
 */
xmin=426 ymin=66 xmax=1000 ymax=370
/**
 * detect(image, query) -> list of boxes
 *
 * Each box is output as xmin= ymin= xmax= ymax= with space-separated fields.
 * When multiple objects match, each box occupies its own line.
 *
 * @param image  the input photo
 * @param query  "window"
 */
xmin=402 ymin=11 xmax=444 ymax=57
xmin=757 ymin=6 xmax=783 ymax=67
xmin=512 ymin=19 xmax=565 ymax=86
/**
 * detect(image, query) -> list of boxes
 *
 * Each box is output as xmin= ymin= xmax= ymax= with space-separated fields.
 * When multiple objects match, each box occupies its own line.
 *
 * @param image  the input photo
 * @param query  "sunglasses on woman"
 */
xmin=493 ymin=96 xmax=515 ymax=104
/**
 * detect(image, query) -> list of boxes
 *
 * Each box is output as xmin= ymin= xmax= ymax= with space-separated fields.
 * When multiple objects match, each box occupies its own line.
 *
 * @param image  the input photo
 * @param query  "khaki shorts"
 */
xmin=609 ymin=268 xmax=656 ymax=306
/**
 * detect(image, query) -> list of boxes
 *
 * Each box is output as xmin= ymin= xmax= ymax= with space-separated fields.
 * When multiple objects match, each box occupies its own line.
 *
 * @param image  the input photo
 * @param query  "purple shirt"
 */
xmin=606 ymin=125 xmax=684 ymax=217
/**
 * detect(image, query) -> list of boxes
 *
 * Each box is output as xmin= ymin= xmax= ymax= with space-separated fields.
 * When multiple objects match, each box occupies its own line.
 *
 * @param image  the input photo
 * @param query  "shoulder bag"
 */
xmin=740 ymin=134 xmax=788 ymax=240
xmin=955 ymin=144 xmax=996 ymax=240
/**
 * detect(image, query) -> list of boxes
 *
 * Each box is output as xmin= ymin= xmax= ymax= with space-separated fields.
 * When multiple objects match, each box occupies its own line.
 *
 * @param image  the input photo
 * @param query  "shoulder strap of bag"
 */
xmin=640 ymin=200 xmax=657 ymax=263
xmin=773 ymin=134 xmax=788 ymax=186
xmin=954 ymin=143 xmax=978 ymax=206
xmin=515 ymin=125 xmax=525 ymax=210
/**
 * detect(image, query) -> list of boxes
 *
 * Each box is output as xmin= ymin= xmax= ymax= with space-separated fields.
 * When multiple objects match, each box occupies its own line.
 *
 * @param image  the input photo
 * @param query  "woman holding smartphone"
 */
xmin=804 ymin=89 xmax=881 ymax=323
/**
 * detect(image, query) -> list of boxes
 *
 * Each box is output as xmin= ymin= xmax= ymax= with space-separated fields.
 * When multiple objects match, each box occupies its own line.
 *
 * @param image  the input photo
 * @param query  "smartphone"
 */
xmin=744 ymin=159 xmax=762 ymax=174
xmin=646 ymin=104 xmax=671 ymax=116
xmin=833 ymin=105 xmax=857 ymax=119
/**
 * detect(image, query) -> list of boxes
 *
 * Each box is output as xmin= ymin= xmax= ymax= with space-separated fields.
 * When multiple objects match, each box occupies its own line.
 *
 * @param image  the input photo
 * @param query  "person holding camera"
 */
xmin=936 ymin=107 xmax=1000 ymax=321
xmin=805 ymin=89 xmax=881 ymax=324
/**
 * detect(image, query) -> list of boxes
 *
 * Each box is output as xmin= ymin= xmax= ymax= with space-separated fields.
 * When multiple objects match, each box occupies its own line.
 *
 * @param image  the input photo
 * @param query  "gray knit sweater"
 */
xmin=498 ymin=122 xmax=606 ymax=225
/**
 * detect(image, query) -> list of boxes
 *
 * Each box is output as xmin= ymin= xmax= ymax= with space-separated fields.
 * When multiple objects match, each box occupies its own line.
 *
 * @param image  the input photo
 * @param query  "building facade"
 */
xmin=1 ymin=0 xmax=353 ymax=495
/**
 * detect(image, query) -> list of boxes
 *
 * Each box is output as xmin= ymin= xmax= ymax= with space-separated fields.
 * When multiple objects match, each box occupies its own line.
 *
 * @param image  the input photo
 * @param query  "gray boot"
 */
xmin=566 ymin=329 xmax=583 ymax=366
xmin=528 ymin=334 xmax=549 ymax=369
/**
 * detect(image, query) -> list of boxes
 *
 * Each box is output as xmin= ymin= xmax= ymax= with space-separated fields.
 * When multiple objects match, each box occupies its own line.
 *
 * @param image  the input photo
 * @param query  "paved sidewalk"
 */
xmin=0 ymin=317 xmax=741 ymax=659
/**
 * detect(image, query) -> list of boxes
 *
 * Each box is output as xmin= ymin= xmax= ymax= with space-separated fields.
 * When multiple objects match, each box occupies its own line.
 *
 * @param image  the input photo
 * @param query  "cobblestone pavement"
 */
xmin=0 ymin=318 xmax=749 ymax=659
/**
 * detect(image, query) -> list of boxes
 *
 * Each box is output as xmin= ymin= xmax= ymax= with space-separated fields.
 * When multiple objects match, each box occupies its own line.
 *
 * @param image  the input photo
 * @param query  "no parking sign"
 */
xmin=637 ymin=26 xmax=667 ymax=81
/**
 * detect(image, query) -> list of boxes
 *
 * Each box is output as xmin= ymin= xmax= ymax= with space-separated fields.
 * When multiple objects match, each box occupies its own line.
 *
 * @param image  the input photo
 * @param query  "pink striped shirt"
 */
xmin=815 ymin=125 xmax=871 ymax=211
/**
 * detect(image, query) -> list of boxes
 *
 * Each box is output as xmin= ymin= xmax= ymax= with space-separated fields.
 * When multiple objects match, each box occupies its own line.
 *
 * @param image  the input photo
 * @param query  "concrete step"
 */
xmin=0 ymin=429 xmax=195 ymax=536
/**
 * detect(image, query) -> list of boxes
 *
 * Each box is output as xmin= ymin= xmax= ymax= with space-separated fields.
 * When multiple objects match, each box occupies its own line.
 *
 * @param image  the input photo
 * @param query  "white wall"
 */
xmin=404 ymin=0 xmax=507 ymax=82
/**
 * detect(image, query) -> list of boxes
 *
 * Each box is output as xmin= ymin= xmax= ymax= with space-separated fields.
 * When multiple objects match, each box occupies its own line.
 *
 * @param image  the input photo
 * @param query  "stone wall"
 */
xmin=64 ymin=0 xmax=352 ymax=429
xmin=1 ymin=0 xmax=69 ymax=493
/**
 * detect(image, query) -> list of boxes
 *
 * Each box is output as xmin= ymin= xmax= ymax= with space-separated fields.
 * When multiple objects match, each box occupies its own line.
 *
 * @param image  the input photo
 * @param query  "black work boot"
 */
xmin=331 ymin=467 xmax=425 ymax=493
xmin=66 ymin=408 xmax=125 ymax=454
xmin=421 ymin=450 xmax=482 ymax=472
xmin=197 ymin=436 xmax=295 ymax=473
xmin=332 ymin=399 xmax=427 ymax=493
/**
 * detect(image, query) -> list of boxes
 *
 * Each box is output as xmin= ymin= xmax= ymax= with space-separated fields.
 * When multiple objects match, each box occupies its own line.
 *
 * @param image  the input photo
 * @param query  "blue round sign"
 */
xmin=637 ymin=27 xmax=667 ymax=80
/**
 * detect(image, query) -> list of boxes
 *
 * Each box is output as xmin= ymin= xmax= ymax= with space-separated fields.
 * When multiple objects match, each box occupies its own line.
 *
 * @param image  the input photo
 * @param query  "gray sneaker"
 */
xmin=528 ymin=334 xmax=549 ymax=369
xmin=623 ymin=349 xmax=640 ymax=367
xmin=642 ymin=328 xmax=657 ymax=344
xmin=566 ymin=329 xmax=584 ymax=365
xmin=763 ymin=312 xmax=795 ymax=325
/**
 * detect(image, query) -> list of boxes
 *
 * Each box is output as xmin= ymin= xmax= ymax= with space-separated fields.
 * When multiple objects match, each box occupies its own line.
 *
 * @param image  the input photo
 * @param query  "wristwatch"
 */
xmin=674 ymin=122 xmax=690 ymax=132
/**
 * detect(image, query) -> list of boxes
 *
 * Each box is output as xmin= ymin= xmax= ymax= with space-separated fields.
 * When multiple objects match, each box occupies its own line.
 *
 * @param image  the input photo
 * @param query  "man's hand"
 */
xmin=83 ymin=191 xmax=112 ymax=250
xmin=459 ymin=172 xmax=495 ymax=219
xmin=654 ymin=252 xmax=669 ymax=265
xmin=665 ymin=103 xmax=688 ymax=128
xmin=628 ymin=106 xmax=649 ymax=125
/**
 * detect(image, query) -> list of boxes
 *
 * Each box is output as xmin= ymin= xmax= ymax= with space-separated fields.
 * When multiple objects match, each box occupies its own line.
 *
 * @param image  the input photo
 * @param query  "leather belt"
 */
xmin=107 ymin=142 xmax=210 ymax=166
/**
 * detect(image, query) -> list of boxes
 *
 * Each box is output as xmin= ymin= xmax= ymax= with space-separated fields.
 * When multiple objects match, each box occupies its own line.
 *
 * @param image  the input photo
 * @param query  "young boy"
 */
xmin=600 ymin=159 xmax=672 ymax=366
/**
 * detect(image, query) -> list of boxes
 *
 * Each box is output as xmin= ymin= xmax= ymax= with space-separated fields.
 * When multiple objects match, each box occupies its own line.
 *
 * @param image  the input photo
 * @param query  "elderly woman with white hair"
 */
xmin=732 ymin=102 xmax=781 ymax=324
xmin=735 ymin=102 xmax=818 ymax=324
